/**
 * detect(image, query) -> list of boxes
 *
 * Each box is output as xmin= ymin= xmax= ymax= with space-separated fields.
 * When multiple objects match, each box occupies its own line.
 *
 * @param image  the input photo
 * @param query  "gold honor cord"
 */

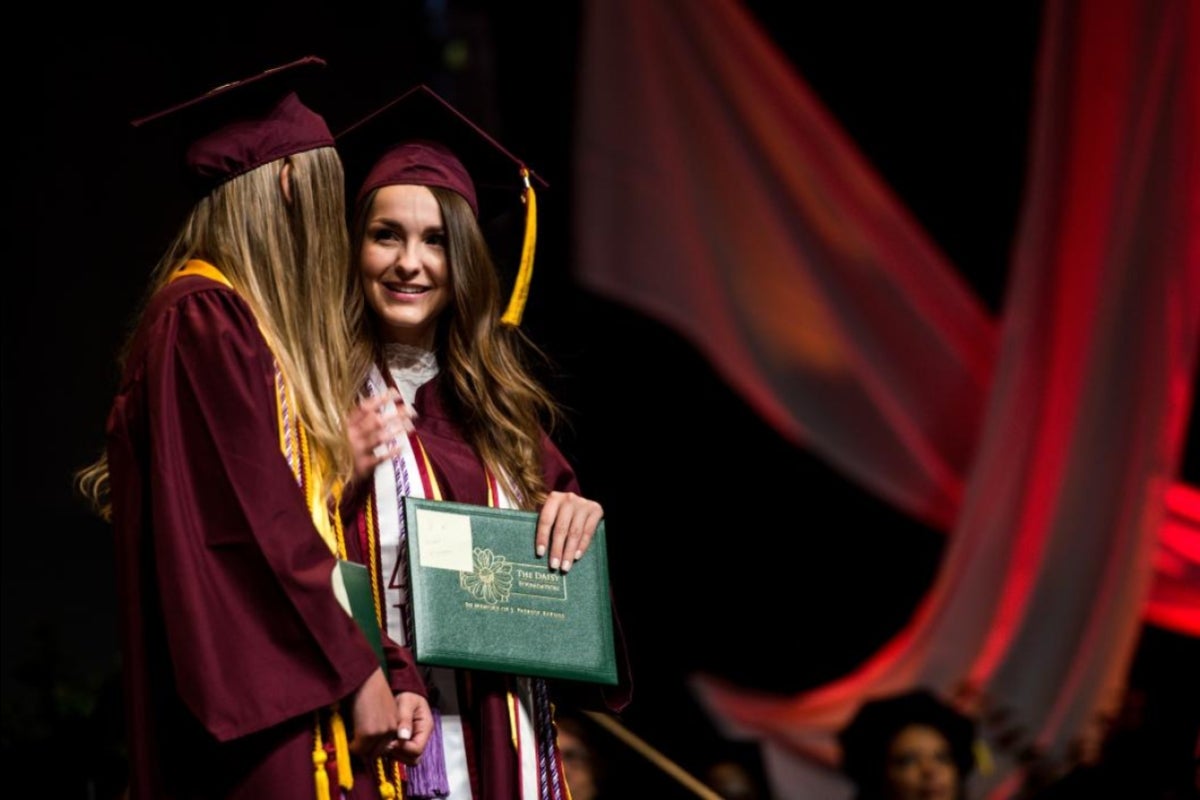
xmin=582 ymin=711 xmax=723 ymax=800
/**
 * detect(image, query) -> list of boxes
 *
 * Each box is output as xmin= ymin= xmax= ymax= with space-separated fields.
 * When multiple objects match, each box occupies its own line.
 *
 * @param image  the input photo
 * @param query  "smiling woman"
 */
xmin=359 ymin=182 xmax=453 ymax=349
xmin=332 ymin=83 xmax=630 ymax=799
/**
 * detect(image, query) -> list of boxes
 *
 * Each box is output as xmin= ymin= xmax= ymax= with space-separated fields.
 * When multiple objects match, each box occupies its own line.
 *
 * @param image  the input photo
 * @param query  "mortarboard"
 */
xmin=336 ymin=84 xmax=549 ymax=326
xmin=130 ymin=55 xmax=334 ymax=191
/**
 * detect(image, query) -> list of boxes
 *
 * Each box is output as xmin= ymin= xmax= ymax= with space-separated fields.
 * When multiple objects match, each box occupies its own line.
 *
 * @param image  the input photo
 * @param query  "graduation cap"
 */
xmin=336 ymin=84 xmax=549 ymax=326
xmin=130 ymin=55 xmax=334 ymax=192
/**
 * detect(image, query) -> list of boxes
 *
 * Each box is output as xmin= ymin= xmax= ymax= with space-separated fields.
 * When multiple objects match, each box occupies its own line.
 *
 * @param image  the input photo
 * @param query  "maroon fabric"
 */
xmin=131 ymin=55 xmax=334 ymax=185
xmin=361 ymin=373 xmax=632 ymax=794
xmin=413 ymin=375 xmax=634 ymax=712
xmin=339 ymin=497 xmax=432 ymax=699
xmin=410 ymin=375 xmax=577 ymax=503
xmin=474 ymin=673 xmax=521 ymax=797
xmin=106 ymin=274 xmax=420 ymax=799
xmin=356 ymin=140 xmax=478 ymax=217
xmin=186 ymin=92 xmax=334 ymax=183
xmin=337 ymin=84 xmax=549 ymax=222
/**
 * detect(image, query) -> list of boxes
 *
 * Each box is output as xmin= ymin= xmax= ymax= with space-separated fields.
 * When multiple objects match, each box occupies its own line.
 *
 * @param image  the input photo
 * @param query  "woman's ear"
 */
xmin=279 ymin=158 xmax=293 ymax=204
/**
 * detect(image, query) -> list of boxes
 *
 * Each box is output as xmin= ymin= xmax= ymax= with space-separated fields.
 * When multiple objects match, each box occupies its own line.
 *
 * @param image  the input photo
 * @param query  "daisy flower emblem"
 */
xmin=459 ymin=547 xmax=514 ymax=604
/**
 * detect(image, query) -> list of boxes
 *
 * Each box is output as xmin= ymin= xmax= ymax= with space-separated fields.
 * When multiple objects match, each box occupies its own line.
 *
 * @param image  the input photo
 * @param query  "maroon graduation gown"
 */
xmin=358 ymin=373 xmax=632 ymax=798
xmin=106 ymin=274 xmax=425 ymax=799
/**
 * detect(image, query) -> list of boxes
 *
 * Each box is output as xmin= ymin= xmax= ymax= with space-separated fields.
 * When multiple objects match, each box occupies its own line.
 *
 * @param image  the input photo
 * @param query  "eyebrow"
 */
xmin=369 ymin=216 xmax=445 ymax=236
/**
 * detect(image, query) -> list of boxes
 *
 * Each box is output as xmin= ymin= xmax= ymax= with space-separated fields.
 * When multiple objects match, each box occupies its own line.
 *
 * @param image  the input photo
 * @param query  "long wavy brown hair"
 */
xmin=347 ymin=185 xmax=563 ymax=509
xmin=78 ymin=147 xmax=357 ymax=519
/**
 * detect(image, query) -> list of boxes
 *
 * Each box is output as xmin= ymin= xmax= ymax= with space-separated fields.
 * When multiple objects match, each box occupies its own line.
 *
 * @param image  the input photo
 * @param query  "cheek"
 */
xmin=359 ymin=245 xmax=389 ymax=279
xmin=429 ymin=254 xmax=450 ymax=285
xmin=358 ymin=258 xmax=387 ymax=313
xmin=936 ymin=762 xmax=958 ymax=781
xmin=887 ymin=764 xmax=921 ymax=786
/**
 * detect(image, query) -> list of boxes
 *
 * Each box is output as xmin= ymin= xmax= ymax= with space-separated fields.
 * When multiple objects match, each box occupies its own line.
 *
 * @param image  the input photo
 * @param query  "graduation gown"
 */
xmin=349 ymin=366 xmax=632 ymax=799
xmin=106 ymin=273 xmax=426 ymax=799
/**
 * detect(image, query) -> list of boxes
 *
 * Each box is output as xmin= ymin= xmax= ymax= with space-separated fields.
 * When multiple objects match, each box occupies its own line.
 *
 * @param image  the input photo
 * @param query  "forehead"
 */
xmin=369 ymin=184 xmax=443 ymax=221
xmin=889 ymin=724 xmax=952 ymax=753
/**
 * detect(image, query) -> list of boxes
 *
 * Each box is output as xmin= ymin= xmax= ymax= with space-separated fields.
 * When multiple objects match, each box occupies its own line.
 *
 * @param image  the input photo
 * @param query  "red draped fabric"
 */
xmin=1146 ymin=484 xmax=1200 ymax=636
xmin=574 ymin=0 xmax=997 ymax=533
xmin=573 ymin=0 xmax=1199 ymax=796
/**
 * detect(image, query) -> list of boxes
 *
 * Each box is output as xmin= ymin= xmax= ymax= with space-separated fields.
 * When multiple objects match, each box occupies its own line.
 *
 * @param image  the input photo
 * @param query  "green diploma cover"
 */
xmin=333 ymin=559 xmax=388 ymax=669
xmin=403 ymin=497 xmax=618 ymax=685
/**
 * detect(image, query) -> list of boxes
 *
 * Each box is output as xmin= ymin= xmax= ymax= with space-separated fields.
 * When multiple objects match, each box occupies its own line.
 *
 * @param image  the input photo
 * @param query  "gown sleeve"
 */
xmin=138 ymin=285 xmax=384 ymax=741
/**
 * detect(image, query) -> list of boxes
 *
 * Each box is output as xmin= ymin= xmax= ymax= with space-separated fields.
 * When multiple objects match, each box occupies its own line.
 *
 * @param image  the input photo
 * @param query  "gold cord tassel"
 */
xmin=507 ymin=687 xmax=521 ymax=751
xmin=376 ymin=758 xmax=402 ymax=799
xmin=501 ymin=169 xmax=538 ymax=326
xmin=394 ymin=762 xmax=406 ymax=797
xmin=331 ymin=707 xmax=354 ymax=791
xmin=312 ymin=717 xmax=331 ymax=800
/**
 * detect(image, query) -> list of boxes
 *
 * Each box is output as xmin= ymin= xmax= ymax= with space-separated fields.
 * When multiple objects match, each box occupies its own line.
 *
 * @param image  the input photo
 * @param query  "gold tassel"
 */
xmin=331 ymin=707 xmax=354 ymax=790
xmin=501 ymin=169 xmax=538 ymax=326
xmin=312 ymin=716 xmax=331 ymax=800
xmin=376 ymin=762 xmax=400 ymax=796
xmin=974 ymin=738 xmax=995 ymax=776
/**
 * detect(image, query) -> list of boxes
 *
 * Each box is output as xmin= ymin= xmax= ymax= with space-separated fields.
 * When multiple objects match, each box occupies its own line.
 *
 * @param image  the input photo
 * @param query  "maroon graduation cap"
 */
xmin=337 ymin=84 xmax=548 ymax=325
xmin=131 ymin=55 xmax=334 ymax=190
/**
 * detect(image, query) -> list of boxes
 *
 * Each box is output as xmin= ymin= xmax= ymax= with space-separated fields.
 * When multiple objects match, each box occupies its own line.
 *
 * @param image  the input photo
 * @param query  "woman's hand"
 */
xmin=346 ymin=388 xmax=416 ymax=482
xmin=535 ymin=491 xmax=604 ymax=573
xmin=348 ymin=668 xmax=402 ymax=762
xmin=383 ymin=691 xmax=433 ymax=766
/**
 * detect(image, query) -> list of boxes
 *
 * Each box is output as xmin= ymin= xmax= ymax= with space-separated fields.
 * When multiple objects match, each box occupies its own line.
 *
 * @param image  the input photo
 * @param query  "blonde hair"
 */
xmin=349 ymin=186 xmax=563 ymax=509
xmin=78 ymin=147 xmax=355 ymax=518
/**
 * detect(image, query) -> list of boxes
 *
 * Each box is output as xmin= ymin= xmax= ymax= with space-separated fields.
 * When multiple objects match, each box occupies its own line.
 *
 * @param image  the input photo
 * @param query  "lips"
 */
xmin=383 ymin=282 xmax=429 ymax=295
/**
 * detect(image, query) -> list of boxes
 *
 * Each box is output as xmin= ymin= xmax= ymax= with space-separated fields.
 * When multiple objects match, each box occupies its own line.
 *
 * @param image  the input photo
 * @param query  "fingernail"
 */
xmin=550 ymin=557 xmax=560 ymax=570
xmin=399 ymin=727 xmax=411 ymax=740
xmin=561 ymin=560 xmax=572 ymax=573
xmin=537 ymin=545 xmax=546 ymax=558
xmin=575 ymin=550 xmax=584 ymax=560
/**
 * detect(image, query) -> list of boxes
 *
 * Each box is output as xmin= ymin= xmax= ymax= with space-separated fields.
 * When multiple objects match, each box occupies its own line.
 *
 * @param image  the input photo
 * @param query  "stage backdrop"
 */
xmin=572 ymin=0 xmax=1199 ymax=796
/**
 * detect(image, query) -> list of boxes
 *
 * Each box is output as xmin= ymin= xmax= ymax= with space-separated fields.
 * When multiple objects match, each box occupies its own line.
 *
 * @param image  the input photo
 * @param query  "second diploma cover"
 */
xmin=403 ymin=497 xmax=618 ymax=685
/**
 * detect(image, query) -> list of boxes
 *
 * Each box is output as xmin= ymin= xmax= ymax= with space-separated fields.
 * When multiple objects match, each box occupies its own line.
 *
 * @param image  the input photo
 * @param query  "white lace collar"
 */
xmin=382 ymin=343 xmax=439 ymax=406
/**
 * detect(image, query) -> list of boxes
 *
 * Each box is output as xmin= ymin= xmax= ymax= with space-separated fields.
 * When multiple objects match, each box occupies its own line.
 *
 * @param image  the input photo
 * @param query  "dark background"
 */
xmin=7 ymin=2 xmax=1196 ymax=797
